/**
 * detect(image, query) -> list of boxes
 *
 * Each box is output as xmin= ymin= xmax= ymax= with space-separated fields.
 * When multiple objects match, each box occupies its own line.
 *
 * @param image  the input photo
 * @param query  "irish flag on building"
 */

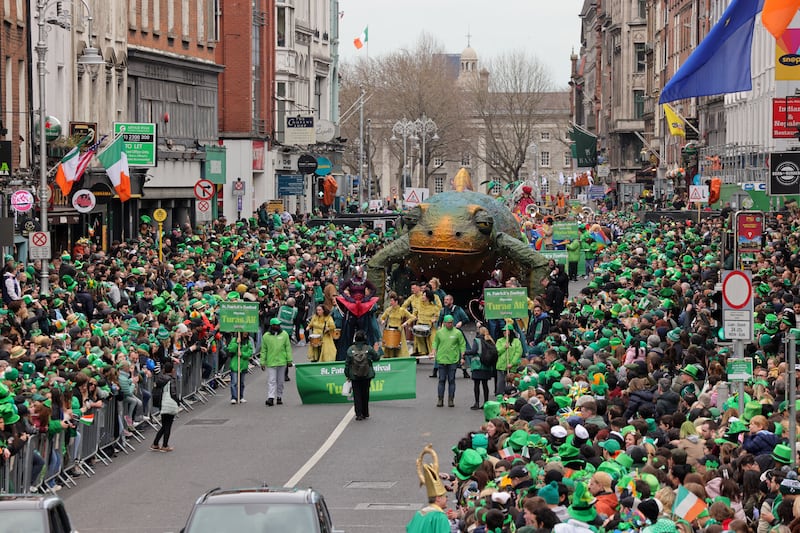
xmin=354 ymin=26 xmax=368 ymax=49
xmin=54 ymin=135 xmax=91 ymax=195
xmin=97 ymin=134 xmax=131 ymax=202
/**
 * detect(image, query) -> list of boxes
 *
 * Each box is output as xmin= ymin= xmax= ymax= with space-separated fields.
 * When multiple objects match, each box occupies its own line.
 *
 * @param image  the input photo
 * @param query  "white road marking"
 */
xmin=285 ymin=407 xmax=354 ymax=486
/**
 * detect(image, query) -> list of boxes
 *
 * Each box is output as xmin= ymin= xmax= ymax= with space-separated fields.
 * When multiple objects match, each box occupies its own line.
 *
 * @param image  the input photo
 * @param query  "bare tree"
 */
xmin=339 ymin=33 xmax=468 ymax=191
xmin=465 ymin=51 xmax=557 ymax=187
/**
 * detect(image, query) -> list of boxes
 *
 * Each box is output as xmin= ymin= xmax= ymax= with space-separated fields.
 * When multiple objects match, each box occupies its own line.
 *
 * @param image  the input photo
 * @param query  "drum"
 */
xmin=412 ymin=324 xmax=431 ymax=338
xmin=382 ymin=328 xmax=402 ymax=349
xmin=332 ymin=329 xmax=341 ymax=340
xmin=309 ymin=334 xmax=322 ymax=348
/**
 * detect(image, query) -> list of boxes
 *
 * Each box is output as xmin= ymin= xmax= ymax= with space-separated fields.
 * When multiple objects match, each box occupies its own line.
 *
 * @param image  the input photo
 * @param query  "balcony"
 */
xmin=276 ymin=49 xmax=297 ymax=75
xmin=612 ymin=119 xmax=646 ymax=132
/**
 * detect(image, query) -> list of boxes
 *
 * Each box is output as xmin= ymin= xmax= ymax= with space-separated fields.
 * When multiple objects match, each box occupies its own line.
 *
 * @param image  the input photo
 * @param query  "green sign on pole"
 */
xmin=726 ymin=357 xmax=754 ymax=382
xmin=219 ymin=301 xmax=260 ymax=333
xmin=483 ymin=288 xmax=528 ymax=320
xmin=113 ymin=122 xmax=157 ymax=167
xmin=295 ymin=358 xmax=417 ymax=404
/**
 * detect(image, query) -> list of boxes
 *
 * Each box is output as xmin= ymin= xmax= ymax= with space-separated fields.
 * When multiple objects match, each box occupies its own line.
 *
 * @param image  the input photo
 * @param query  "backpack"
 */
xmin=478 ymin=339 xmax=498 ymax=369
xmin=350 ymin=345 xmax=372 ymax=379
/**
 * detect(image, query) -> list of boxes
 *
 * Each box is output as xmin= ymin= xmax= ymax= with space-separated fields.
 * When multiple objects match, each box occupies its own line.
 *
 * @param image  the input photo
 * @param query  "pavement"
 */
xmin=61 ymin=277 xmax=589 ymax=532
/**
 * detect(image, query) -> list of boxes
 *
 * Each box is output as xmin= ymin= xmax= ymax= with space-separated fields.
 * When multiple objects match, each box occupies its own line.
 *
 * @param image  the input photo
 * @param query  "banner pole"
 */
xmin=237 ymin=332 xmax=242 ymax=404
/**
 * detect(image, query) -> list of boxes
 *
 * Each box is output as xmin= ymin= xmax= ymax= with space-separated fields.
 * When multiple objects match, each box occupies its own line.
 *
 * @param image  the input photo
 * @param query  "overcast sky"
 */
xmin=338 ymin=0 xmax=585 ymax=88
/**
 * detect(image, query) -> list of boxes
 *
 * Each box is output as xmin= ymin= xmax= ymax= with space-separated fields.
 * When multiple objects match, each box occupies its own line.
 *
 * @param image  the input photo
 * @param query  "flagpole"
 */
xmin=96 ymin=132 xmax=125 ymax=158
xmin=669 ymin=105 xmax=702 ymax=137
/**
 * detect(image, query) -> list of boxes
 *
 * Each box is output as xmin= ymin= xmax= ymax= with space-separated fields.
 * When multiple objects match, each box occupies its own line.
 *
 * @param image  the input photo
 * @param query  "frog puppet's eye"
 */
xmin=474 ymin=209 xmax=493 ymax=235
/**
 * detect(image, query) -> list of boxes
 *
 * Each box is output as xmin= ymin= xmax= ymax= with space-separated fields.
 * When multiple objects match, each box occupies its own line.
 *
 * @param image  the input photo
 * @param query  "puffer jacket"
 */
xmin=623 ymin=388 xmax=655 ymax=421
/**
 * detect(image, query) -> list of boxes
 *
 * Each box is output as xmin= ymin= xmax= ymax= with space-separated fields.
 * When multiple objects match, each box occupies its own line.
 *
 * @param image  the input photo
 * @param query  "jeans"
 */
xmin=153 ymin=414 xmax=175 ymax=447
xmin=437 ymin=363 xmax=457 ymax=400
xmin=123 ymin=395 xmax=143 ymax=421
xmin=585 ymin=258 xmax=596 ymax=275
xmin=230 ymin=368 xmax=246 ymax=401
xmin=266 ymin=367 xmax=285 ymax=400
xmin=487 ymin=319 xmax=503 ymax=341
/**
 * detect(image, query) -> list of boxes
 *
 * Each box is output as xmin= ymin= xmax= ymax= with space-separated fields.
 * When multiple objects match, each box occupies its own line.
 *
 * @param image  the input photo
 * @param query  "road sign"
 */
xmin=267 ymin=200 xmax=284 ymax=213
xmin=277 ymin=174 xmax=305 ymax=196
xmin=196 ymin=199 xmax=212 ymax=223
xmin=297 ymin=154 xmax=318 ymax=175
xmin=689 ymin=185 xmax=710 ymax=203
xmin=153 ymin=208 xmax=167 ymax=223
xmin=10 ymin=190 xmax=34 ymax=213
xmin=194 ymin=179 xmax=215 ymax=200
xmin=314 ymin=156 xmax=332 ymax=176
xmin=232 ymin=179 xmax=245 ymax=197
xmin=113 ymin=122 xmax=157 ymax=167
xmin=726 ymin=357 xmax=754 ymax=381
xmin=71 ymin=189 xmax=96 ymax=213
xmin=29 ymin=231 xmax=51 ymax=260
xmin=722 ymin=270 xmax=752 ymax=310
xmin=722 ymin=270 xmax=753 ymax=341
xmin=403 ymin=187 xmax=429 ymax=207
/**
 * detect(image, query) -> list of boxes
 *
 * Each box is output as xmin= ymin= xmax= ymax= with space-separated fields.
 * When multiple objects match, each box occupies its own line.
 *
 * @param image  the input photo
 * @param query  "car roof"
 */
xmin=0 ymin=494 xmax=63 ymax=510
xmin=197 ymin=487 xmax=321 ymax=506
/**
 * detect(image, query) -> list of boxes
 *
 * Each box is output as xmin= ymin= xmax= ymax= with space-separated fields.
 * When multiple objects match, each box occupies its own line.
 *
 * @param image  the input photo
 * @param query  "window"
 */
xmin=314 ymin=76 xmax=323 ymax=119
xmin=276 ymin=82 xmax=286 ymax=141
xmin=491 ymin=182 xmax=502 ymax=196
xmin=433 ymin=156 xmax=444 ymax=167
xmin=635 ymin=43 xmax=646 ymax=73
xmin=197 ymin=0 xmax=205 ymax=41
xmin=182 ymin=0 xmax=190 ymax=38
xmin=277 ymin=6 xmax=287 ymax=47
xmin=633 ymin=90 xmax=645 ymax=119
xmin=541 ymin=177 xmax=550 ymax=196
xmin=461 ymin=153 xmax=471 ymax=167
xmin=540 ymin=131 xmax=550 ymax=141
xmin=168 ymin=0 xmax=175 ymax=34
xmin=564 ymin=153 xmax=572 ymax=167
xmin=434 ymin=175 xmax=444 ymax=193
xmin=540 ymin=151 xmax=550 ymax=167
xmin=637 ymin=0 xmax=647 ymax=18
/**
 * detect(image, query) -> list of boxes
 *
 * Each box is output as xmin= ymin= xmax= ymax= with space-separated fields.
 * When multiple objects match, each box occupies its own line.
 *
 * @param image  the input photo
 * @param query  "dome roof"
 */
xmin=461 ymin=46 xmax=477 ymax=61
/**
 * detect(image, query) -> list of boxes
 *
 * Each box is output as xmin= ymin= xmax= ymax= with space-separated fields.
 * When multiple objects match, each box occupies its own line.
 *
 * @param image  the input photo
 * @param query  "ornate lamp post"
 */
xmin=411 ymin=114 xmax=438 ymax=189
xmin=390 ymin=118 xmax=416 ymax=190
xmin=36 ymin=0 xmax=105 ymax=294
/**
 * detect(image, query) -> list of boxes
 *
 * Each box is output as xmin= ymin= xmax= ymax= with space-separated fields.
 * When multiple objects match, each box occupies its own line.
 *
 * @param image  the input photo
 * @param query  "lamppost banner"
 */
xmin=295 ymin=358 xmax=417 ymax=404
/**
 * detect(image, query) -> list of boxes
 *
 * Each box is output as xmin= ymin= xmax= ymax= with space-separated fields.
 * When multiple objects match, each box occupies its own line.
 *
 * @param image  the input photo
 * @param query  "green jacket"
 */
xmin=227 ymin=336 xmax=254 ymax=372
xmin=432 ymin=326 xmax=466 ymax=365
xmin=496 ymin=337 xmax=522 ymax=371
xmin=259 ymin=331 xmax=292 ymax=368
xmin=566 ymin=238 xmax=582 ymax=262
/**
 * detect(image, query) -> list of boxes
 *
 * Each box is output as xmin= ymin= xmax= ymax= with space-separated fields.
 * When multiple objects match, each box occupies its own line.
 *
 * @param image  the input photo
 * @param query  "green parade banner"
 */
xmin=295 ymin=358 xmax=417 ymax=404
xmin=218 ymin=301 xmax=260 ymax=333
xmin=483 ymin=288 xmax=528 ymax=320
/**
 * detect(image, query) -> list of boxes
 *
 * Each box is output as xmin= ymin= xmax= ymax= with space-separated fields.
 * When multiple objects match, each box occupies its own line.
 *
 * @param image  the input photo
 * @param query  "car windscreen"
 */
xmin=186 ymin=502 xmax=319 ymax=533
xmin=0 ymin=509 xmax=48 ymax=533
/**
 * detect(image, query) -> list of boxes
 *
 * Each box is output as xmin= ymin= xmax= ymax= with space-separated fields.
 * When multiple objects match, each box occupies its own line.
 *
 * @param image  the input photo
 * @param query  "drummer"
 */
xmin=379 ymin=292 xmax=414 ymax=358
xmin=413 ymin=289 xmax=441 ymax=357
xmin=306 ymin=304 xmax=337 ymax=362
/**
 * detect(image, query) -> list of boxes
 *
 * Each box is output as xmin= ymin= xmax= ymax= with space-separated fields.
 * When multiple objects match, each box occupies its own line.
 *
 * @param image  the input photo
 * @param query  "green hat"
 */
xmin=558 ymin=442 xmax=581 ymax=461
xmin=156 ymin=326 xmax=171 ymax=341
xmin=4 ymin=368 xmax=18 ymax=381
xmin=0 ymin=403 xmax=19 ymax=425
xmin=667 ymin=328 xmax=681 ymax=342
xmin=538 ymin=481 xmax=560 ymax=505
xmin=743 ymin=401 xmax=763 ymax=423
xmin=452 ymin=449 xmax=483 ymax=480
xmin=483 ymin=400 xmax=501 ymax=421
xmin=772 ymin=444 xmax=793 ymax=465
xmin=615 ymin=453 xmax=634 ymax=470
xmin=269 ymin=318 xmax=281 ymax=326
xmin=598 ymin=439 xmax=621 ymax=454
xmin=507 ymin=429 xmax=529 ymax=451
xmin=443 ymin=314 xmax=454 ymax=323
xmin=568 ymin=482 xmax=597 ymax=523
xmin=682 ymin=364 xmax=699 ymax=379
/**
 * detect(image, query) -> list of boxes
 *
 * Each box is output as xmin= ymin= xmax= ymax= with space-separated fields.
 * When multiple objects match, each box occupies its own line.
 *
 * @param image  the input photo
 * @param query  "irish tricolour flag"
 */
xmin=97 ymin=134 xmax=131 ymax=202
xmin=672 ymin=485 xmax=707 ymax=522
xmin=354 ymin=26 xmax=368 ymax=49
xmin=55 ymin=135 xmax=92 ymax=195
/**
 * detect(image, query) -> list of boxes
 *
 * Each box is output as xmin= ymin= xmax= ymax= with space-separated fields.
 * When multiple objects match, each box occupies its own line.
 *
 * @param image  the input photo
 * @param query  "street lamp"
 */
xmin=390 ymin=118 xmax=415 ymax=190
xmin=412 ymin=114 xmax=439 ymax=189
xmin=36 ymin=0 xmax=104 ymax=295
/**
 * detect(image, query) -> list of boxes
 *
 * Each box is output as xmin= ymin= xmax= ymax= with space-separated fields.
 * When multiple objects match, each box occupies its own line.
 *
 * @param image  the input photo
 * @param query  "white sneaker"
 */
xmin=240 ymin=398 xmax=247 ymax=403
xmin=230 ymin=399 xmax=237 ymax=404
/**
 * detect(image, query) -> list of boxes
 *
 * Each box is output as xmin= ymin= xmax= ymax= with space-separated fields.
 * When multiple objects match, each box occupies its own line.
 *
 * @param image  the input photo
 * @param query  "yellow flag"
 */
xmin=663 ymin=104 xmax=686 ymax=137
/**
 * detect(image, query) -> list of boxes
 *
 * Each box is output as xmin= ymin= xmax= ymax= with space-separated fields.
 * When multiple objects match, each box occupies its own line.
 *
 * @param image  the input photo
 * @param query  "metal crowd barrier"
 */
xmin=0 ymin=349 xmax=238 ymax=496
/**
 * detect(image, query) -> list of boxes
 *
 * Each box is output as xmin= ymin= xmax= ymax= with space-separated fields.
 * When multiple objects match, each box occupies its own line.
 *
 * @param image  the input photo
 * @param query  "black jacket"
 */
xmin=152 ymin=373 xmax=179 ymax=408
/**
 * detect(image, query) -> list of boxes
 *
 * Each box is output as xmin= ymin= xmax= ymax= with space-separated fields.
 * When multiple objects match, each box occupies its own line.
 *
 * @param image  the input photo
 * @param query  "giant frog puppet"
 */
xmin=367 ymin=169 xmax=550 ymax=304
